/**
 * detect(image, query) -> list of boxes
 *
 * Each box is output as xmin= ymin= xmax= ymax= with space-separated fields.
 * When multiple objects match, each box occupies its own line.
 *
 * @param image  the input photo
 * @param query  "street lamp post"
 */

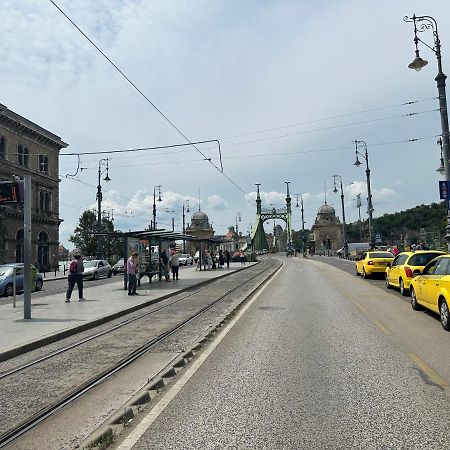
xmin=235 ymin=212 xmax=241 ymax=250
xmin=182 ymin=200 xmax=190 ymax=252
xmin=356 ymin=193 xmax=363 ymax=241
xmin=333 ymin=175 xmax=348 ymax=258
xmin=353 ymin=140 xmax=374 ymax=247
xmin=96 ymin=158 xmax=111 ymax=258
xmin=405 ymin=14 xmax=450 ymax=251
xmin=152 ymin=185 xmax=162 ymax=230
xmin=166 ymin=209 xmax=175 ymax=231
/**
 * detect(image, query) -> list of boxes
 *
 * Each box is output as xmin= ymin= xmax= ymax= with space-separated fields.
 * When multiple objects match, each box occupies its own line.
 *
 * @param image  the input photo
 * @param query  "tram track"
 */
xmin=0 ymin=258 xmax=280 ymax=448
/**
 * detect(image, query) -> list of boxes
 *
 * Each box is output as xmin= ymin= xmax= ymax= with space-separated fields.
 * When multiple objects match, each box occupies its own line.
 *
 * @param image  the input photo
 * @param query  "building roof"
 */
xmin=191 ymin=210 xmax=209 ymax=220
xmin=317 ymin=203 xmax=335 ymax=214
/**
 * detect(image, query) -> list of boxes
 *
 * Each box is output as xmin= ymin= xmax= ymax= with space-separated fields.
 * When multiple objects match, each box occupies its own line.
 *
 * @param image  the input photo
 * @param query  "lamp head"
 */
xmin=354 ymin=157 xmax=362 ymax=167
xmin=408 ymin=55 xmax=428 ymax=71
xmin=103 ymin=173 xmax=111 ymax=182
xmin=333 ymin=187 xmax=338 ymax=193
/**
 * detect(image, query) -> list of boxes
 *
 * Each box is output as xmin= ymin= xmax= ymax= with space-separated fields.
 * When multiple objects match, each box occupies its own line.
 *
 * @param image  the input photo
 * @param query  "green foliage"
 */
xmin=69 ymin=210 xmax=123 ymax=259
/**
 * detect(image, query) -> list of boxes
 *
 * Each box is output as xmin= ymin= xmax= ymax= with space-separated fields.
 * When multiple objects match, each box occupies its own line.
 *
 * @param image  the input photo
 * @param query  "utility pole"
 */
xmin=356 ymin=194 xmax=363 ymax=241
xmin=301 ymin=196 xmax=306 ymax=256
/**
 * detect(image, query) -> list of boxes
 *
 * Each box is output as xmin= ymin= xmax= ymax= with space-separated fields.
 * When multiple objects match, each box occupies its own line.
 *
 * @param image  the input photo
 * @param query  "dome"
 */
xmin=318 ymin=204 xmax=335 ymax=214
xmin=190 ymin=210 xmax=210 ymax=229
xmin=191 ymin=210 xmax=209 ymax=221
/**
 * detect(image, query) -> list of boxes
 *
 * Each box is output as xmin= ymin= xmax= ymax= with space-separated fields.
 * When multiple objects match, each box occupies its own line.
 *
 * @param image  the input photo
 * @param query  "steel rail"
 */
xmin=0 ymin=259 xmax=279 ymax=448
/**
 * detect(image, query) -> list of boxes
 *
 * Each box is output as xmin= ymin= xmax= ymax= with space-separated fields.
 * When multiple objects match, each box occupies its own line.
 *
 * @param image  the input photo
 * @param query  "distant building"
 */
xmin=310 ymin=203 xmax=343 ymax=255
xmin=58 ymin=244 xmax=69 ymax=260
xmin=0 ymin=104 xmax=68 ymax=269
xmin=185 ymin=210 xmax=214 ymax=254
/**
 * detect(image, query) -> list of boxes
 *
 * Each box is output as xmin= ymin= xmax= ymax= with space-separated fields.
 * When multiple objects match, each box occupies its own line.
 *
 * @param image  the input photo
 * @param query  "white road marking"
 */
xmin=116 ymin=263 xmax=284 ymax=450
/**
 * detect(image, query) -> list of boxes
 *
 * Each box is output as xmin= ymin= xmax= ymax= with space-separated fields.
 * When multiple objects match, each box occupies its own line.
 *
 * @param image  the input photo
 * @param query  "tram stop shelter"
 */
xmin=123 ymin=230 xmax=229 ymax=289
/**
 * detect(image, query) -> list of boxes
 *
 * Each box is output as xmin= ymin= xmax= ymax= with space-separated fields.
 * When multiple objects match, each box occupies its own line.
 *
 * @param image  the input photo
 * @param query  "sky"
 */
xmin=2 ymin=0 xmax=450 ymax=248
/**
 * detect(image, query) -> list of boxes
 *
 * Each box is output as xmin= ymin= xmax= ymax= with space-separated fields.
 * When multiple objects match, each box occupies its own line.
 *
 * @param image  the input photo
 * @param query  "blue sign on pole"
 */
xmin=439 ymin=180 xmax=450 ymax=199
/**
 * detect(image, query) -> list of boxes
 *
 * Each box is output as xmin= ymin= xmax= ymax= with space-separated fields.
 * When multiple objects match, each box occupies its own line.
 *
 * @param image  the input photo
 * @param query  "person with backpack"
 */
xmin=66 ymin=251 xmax=85 ymax=302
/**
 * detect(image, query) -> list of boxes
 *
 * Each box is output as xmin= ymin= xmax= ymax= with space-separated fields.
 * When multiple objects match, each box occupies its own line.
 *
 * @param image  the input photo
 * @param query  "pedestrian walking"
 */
xmin=170 ymin=249 xmax=180 ymax=280
xmin=127 ymin=251 xmax=140 ymax=295
xmin=160 ymin=248 xmax=171 ymax=282
xmin=224 ymin=249 xmax=230 ymax=268
xmin=218 ymin=249 xmax=224 ymax=268
xmin=239 ymin=250 xmax=246 ymax=265
xmin=205 ymin=250 xmax=212 ymax=270
xmin=65 ymin=251 xmax=85 ymax=302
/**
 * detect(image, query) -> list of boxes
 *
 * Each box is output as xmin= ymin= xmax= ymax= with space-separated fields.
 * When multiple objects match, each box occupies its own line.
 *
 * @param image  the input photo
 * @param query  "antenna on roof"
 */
xmin=198 ymin=188 xmax=201 ymax=211
xmin=324 ymin=180 xmax=327 ymax=204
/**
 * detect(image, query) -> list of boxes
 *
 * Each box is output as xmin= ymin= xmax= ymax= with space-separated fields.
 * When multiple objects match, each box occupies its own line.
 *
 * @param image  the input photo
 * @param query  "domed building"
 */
xmin=310 ymin=203 xmax=343 ymax=255
xmin=185 ymin=210 xmax=214 ymax=254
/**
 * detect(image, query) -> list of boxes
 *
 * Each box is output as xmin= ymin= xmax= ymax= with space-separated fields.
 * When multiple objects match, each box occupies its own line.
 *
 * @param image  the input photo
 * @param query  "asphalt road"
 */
xmin=117 ymin=256 xmax=450 ymax=449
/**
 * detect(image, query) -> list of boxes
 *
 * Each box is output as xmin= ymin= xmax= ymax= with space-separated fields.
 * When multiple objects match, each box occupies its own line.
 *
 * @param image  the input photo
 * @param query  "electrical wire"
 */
xmin=219 ymin=97 xmax=438 ymax=140
xmin=49 ymin=0 xmax=246 ymax=194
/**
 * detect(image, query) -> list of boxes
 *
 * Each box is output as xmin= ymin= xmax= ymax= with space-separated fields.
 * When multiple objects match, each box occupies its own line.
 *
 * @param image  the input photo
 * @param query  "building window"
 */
xmin=0 ymin=136 xmax=5 ymax=159
xmin=0 ymin=225 xmax=6 ymax=264
xmin=39 ymin=155 xmax=49 ymax=174
xmin=17 ymin=145 xmax=29 ymax=167
xmin=39 ymin=191 xmax=51 ymax=212
xmin=37 ymin=231 xmax=49 ymax=270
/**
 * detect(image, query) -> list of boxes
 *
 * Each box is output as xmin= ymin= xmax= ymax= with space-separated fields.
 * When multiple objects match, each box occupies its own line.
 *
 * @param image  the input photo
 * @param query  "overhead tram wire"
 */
xmin=59 ymin=134 xmax=440 ymax=170
xmin=48 ymin=1 xmax=248 ymax=195
xmin=219 ymin=96 xmax=438 ymax=140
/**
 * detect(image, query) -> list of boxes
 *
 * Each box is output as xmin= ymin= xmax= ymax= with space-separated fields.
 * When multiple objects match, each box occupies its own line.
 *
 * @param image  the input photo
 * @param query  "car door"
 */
xmin=357 ymin=253 xmax=366 ymax=274
xmin=15 ymin=267 xmax=24 ymax=291
xmin=425 ymin=258 xmax=450 ymax=311
xmin=388 ymin=255 xmax=401 ymax=285
xmin=98 ymin=260 xmax=106 ymax=277
xmin=391 ymin=254 xmax=408 ymax=287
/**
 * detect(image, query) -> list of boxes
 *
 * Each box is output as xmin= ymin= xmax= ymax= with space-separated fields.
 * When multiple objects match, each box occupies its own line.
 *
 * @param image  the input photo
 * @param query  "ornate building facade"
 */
xmin=0 ymin=103 xmax=68 ymax=269
xmin=185 ymin=210 xmax=214 ymax=254
xmin=310 ymin=203 xmax=343 ymax=255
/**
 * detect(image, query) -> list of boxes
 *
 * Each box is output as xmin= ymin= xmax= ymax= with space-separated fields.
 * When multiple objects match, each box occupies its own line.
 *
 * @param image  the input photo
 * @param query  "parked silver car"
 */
xmin=112 ymin=258 xmax=125 ymax=275
xmin=82 ymin=260 xmax=112 ymax=280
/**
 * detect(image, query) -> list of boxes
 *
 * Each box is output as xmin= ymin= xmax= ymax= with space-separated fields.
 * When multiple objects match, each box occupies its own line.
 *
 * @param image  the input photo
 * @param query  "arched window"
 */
xmin=15 ymin=229 xmax=24 ymax=263
xmin=45 ymin=192 xmax=51 ymax=211
xmin=0 ymin=136 xmax=5 ymax=159
xmin=0 ymin=225 xmax=7 ymax=264
xmin=37 ymin=231 xmax=49 ymax=269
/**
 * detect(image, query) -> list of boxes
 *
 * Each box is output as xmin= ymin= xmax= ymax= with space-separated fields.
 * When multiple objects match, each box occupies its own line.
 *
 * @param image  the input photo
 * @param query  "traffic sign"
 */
xmin=439 ymin=180 xmax=450 ymax=199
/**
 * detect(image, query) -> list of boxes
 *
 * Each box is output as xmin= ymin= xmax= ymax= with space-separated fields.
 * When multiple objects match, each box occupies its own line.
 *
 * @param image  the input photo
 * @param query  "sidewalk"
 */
xmin=0 ymin=263 xmax=253 ymax=361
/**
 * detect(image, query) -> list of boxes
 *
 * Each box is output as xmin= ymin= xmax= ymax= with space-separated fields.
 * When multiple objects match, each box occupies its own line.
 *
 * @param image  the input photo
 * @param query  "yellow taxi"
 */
xmin=410 ymin=254 xmax=450 ymax=331
xmin=355 ymin=251 xmax=394 ymax=279
xmin=385 ymin=250 xmax=446 ymax=296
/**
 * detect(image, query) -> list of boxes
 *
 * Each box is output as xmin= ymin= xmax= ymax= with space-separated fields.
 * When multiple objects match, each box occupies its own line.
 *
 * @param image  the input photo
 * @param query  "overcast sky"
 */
xmin=2 ymin=0 xmax=450 ymax=248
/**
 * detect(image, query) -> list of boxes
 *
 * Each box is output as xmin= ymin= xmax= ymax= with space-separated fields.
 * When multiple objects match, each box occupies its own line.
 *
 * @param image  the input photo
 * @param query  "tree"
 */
xmin=69 ymin=209 xmax=123 ymax=260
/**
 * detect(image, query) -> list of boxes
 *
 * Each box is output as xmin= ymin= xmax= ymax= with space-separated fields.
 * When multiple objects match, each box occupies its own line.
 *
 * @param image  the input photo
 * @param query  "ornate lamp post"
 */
xmin=166 ymin=209 xmax=175 ymax=231
xmin=182 ymin=200 xmax=190 ymax=252
xmin=152 ymin=185 xmax=162 ymax=230
xmin=404 ymin=14 xmax=450 ymax=251
xmin=353 ymin=140 xmax=374 ymax=247
xmin=96 ymin=158 xmax=111 ymax=258
xmin=333 ymin=175 xmax=348 ymax=258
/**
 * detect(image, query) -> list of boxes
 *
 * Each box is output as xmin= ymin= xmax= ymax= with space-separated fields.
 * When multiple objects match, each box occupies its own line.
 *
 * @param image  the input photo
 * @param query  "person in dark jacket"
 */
xmin=224 ymin=249 xmax=231 ymax=268
xmin=66 ymin=252 xmax=85 ymax=302
xmin=218 ymin=249 xmax=224 ymax=268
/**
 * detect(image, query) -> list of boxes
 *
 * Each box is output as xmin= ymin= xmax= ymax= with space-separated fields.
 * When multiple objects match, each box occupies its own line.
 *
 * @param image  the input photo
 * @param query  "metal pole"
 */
xmin=23 ymin=175 xmax=32 ymax=319
xmin=301 ymin=196 xmax=306 ymax=256
xmin=13 ymin=266 xmax=16 ymax=308
xmin=340 ymin=181 xmax=348 ymax=258
xmin=153 ymin=188 xmax=156 ymax=231
xmin=365 ymin=148 xmax=374 ymax=247
xmin=172 ymin=216 xmax=174 ymax=232
xmin=182 ymin=203 xmax=185 ymax=253
xmin=96 ymin=164 xmax=102 ymax=259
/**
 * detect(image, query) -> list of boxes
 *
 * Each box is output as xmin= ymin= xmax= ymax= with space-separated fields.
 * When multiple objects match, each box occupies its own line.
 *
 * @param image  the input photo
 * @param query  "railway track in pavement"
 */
xmin=0 ymin=258 xmax=281 ymax=448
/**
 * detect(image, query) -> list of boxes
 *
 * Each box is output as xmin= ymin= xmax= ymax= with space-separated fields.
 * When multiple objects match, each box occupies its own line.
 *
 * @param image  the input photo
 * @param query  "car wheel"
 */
xmin=362 ymin=269 xmax=368 ymax=279
xmin=35 ymin=279 xmax=43 ymax=291
xmin=399 ymin=278 xmax=408 ymax=296
xmin=93 ymin=272 xmax=99 ymax=280
xmin=5 ymin=283 xmax=13 ymax=297
xmin=410 ymin=288 xmax=421 ymax=310
xmin=385 ymin=275 xmax=391 ymax=289
xmin=107 ymin=270 xmax=112 ymax=278
xmin=440 ymin=298 xmax=450 ymax=331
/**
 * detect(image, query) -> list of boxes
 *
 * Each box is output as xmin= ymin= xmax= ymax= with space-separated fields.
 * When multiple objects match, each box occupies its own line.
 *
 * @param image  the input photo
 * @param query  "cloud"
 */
xmin=207 ymin=195 xmax=227 ymax=211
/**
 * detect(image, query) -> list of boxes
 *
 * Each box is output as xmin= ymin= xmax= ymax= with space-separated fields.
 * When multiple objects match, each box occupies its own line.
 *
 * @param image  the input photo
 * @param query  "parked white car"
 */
xmin=82 ymin=260 xmax=112 ymax=280
xmin=179 ymin=254 xmax=194 ymax=266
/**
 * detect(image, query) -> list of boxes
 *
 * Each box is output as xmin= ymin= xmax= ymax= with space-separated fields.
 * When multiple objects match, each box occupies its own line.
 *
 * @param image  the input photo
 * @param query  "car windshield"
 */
xmin=114 ymin=259 xmax=124 ymax=265
xmin=369 ymin=252 xmax=393 ymax=258
xmin=83 ymin=261 xmax=98 ymax=268
xmin=0 ymin=266 xmax=13 ymax=277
